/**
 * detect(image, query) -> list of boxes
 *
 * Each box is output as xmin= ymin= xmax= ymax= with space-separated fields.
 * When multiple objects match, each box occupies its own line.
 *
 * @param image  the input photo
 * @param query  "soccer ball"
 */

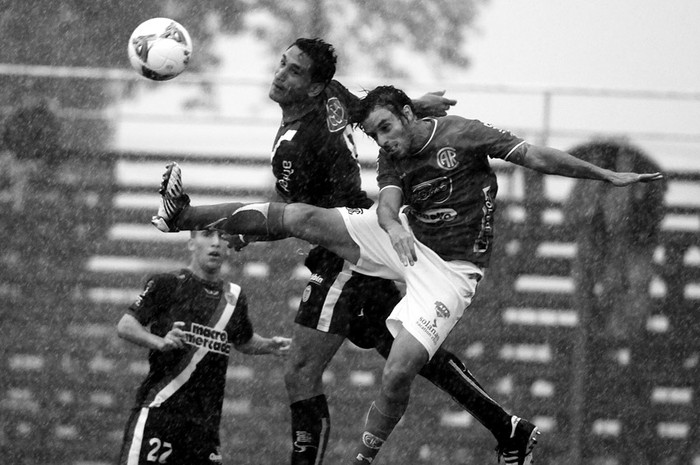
xmin=128 ymin=18 xmax=192 ymax=81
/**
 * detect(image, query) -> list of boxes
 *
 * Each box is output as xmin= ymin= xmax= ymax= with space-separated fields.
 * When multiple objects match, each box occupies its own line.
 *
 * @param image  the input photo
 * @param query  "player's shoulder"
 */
xmin=325 ymin=80 xmax=354 ymax=101
xmin=222 ymin=281 xmax=248 ymax=306
xmin=322 ymin=80 xmax=356 ymax=133
xmin=144 ymin=269 xmax=188 ymax=291
xmin=439 ymin=114 xmax=480 ymax=129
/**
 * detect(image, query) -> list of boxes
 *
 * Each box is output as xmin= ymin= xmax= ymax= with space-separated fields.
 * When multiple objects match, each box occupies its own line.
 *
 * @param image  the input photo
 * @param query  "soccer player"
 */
xmin=151 ymin=85 xmax=662 ymax=464
xmin=153 ymin=38 xmax=540 ymax=465
xmin=116 ymin=229 xmax=291 ymax=465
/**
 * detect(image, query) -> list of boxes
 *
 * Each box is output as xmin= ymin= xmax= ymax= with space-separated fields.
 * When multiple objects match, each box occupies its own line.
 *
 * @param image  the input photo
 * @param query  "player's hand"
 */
xmin=608 ymin=171 xmax=663 ymax=187
xmin=161 ymin=321 xmax=186 ymax=351
xmin=269 ymin=336 xmax=292 ymax=356
xmin=386 ymin=223 xmax=417 ymax=266
xmin=416 ymin=90 xmax=457 ymax=117
xmin=222 ymin=233 xmax=250 ymax=251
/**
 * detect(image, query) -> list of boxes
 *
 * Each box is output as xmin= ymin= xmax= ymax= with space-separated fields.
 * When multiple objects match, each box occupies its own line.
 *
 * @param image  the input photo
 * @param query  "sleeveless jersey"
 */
xmin=270 ymin=80 xmax=373 ymax=209
xmin=126 ymin=269 xmax=254 ymax=433
xmin=377 ymin=115 xmax=527 ymax=266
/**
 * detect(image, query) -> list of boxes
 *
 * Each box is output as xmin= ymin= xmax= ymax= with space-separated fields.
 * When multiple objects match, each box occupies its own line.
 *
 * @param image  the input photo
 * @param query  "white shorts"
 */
xmin=338 ymin=207 xmax=482 ymax=359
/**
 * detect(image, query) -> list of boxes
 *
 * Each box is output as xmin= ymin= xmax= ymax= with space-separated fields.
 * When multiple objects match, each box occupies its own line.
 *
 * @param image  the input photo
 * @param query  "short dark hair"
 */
xmin=290 ymin=37 xmax=337 ymax=85
xmin=352 ymin=85 xmax=415 ymax=129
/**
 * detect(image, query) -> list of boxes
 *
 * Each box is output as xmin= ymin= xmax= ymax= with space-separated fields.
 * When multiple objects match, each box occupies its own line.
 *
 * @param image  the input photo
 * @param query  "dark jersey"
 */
xmin=377 ymin=115 xmax=527 ymax=267
xmin=270 ymin=80 xmax=373 ymax=209
xmin=126 ymin=268 xmax=254 ymax=433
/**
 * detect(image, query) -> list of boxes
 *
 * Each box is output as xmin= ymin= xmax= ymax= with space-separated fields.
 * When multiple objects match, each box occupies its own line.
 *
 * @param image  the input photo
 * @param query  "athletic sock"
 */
xmin=420 ymin=349 xmax=513 ymax=441
xmin=350 ymin=402 xmax=402 ymax=464
xmin=176 ymin=202 xmax=245 ymax=230
xmin=215 ymin=202 xmax=289 ymax=238
xmin=290 ymin=395 xmax=330 ymax=465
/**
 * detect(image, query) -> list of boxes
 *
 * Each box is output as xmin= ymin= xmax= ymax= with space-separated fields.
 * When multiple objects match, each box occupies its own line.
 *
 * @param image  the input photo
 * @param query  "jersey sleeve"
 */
xmin=127 ymin=274 xmax=177 ymax=326
xmin=327 ymin=80 xmax=360 ymax=112
xmin=376 ymin=150 xmax=403 ymax=191
xmin=226 ymin=291 xmax=255 ymax=346
xmin=467 ymin=119 xmax=527 ymax=162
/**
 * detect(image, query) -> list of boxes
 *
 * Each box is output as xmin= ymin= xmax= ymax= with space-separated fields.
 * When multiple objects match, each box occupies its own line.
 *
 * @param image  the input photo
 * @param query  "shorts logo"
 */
xmin=436 ymin=147 xmax=459 ymax=170
xmin=302 ymin=285 xmax=312 ymax=303
xmin=435 ymin=301 xmax=450 ymax=320
xmin=362 ymin=431 xmax=385 ymax=449
xmin=326 ymin=97 xmax=347 ymax=133
xmin=417 ymin=301 xmax=450 ymax=344
xmin=346 ymin=207 xmax=363 ymax=215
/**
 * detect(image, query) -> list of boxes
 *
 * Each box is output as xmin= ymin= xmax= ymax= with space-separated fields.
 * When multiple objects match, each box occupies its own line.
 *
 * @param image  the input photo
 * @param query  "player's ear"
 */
xmin=401 ymin=104 xmax=415 ymax=120
xmin=307 ymin=81 xmax=325 ymax=98
xmin=187 ymin=238 xmax=196 ymax=252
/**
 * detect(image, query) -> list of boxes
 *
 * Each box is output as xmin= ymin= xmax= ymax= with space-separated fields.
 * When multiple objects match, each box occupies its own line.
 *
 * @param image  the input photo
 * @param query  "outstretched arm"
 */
xmin=515 ymin=144 xmax=663 ymax=186
xmin=412 ymin=90 xmax=457 ymax=118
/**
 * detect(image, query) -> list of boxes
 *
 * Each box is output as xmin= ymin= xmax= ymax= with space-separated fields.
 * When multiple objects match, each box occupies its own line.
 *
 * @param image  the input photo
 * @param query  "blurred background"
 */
xmin=0 ymin=1 xmax=698 ymax=464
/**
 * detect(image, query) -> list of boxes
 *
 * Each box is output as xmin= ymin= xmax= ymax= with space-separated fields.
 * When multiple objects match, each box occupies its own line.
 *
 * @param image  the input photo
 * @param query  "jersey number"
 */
xmin=147 ymin=438 xmax=173 ymax=463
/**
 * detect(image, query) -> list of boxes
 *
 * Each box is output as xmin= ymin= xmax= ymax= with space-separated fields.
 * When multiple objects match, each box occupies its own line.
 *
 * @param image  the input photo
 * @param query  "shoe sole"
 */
xmin=521 ymin=427 xmax=540 ymax=465
xmin=160 ymin=162 xmax=182 ymax=197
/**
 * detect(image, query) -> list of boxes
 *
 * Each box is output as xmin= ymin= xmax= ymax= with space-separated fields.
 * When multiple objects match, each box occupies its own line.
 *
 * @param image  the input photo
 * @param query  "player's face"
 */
xmin=269 ymin=46 xmax=316 ymax=105
xmin=361 ymin=106 xmax=413 ymax=158
xmin=190 ymin=230 xmax=228 ymax=276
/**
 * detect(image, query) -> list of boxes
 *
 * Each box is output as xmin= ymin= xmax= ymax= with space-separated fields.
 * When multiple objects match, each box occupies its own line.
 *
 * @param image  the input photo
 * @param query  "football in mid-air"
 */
xmin=128 ymin=18 xmax=192 ymax=81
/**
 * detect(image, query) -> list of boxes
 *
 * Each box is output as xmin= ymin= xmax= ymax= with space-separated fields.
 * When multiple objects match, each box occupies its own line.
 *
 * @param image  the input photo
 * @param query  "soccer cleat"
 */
xmin=150 ymin=162 xmax=190 ymax=232
xmin=496 ymin=416 xmax=540 ymax=465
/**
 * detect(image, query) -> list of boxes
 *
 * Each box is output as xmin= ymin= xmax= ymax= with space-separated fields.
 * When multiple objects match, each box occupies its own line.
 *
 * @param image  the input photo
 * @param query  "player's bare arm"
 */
xmin=377 ymin=186 xmax=417 ymax=266
xmin=514 ymin=144 xmax=664 ymax=185
xmin=117 ymin=316 xmax=185 ymax=351
xmin=412 ymin=90 xmax=457 ymax=117
xmin=235 ymin=334 xmax=292 ymax=356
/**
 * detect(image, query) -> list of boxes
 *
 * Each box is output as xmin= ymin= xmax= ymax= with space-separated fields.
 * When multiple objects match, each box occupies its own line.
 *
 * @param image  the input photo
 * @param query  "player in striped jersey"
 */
xmin=116 ymin=229 xmax=291 ymax=465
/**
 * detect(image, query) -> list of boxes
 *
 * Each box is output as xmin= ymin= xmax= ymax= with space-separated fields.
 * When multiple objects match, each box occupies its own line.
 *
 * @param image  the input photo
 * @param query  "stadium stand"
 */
xmin=0 ymin=149 xmax=698 ymax=465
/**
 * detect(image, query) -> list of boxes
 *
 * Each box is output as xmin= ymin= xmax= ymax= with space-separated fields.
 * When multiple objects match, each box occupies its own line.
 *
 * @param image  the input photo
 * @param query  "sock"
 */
xmin=216 ymin=202 xmax=289 ymax=239
xmin=290 ymin=395 xmax=330 ymax=465
xmin=351 ymin=402 xmax=402 ymax=464
xmin=176 ymin=202 xmax=245 ymax=230
xmin=420 ymin=348 xmax=512 ymax=441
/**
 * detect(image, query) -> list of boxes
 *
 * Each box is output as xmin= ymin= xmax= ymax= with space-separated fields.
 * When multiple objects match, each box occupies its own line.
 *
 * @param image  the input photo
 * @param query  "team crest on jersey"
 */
xmin=412 ymin=176 xmax=452 ymax=204
xmin=436 ymin=147 xmax=459 ymax=170
xmin=326 ymin=97 xmax=347 ymax=133
xmin=345 ymin=207 xmax=363 ymax=215
xmin=302 ymin=284 xmax=312 ymax=303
